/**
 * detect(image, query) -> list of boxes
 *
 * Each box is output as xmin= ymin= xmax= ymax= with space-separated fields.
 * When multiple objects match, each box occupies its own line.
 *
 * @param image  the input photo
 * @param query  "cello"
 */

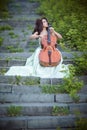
xmin=39 ymin=27 xmax=61 ymax=67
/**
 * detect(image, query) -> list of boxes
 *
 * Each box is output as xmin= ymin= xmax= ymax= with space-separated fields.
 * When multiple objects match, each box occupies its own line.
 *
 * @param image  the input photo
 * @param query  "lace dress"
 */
xmin=5 ymin=37 xmax=69 ymax=78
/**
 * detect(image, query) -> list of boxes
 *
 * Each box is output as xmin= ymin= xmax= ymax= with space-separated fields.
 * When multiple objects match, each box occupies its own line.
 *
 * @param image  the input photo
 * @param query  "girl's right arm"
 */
xmin=29 ymin=32 xmax=40 ymax=40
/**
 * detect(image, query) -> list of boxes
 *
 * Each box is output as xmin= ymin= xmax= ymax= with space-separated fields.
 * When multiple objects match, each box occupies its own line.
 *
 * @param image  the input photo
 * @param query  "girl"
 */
xmin=5 ymin=17 xmax=69 ymax=78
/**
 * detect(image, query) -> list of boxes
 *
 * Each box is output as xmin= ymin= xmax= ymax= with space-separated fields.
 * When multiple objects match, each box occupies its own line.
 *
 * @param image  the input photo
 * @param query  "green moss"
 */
xmin=75 ymin=118 xmax=87 ymax=130
xmin=23 ymin=78 xmax=40 ymax=85
xmin=0 ymin=37 xmax=4 ymax=46
xmin=52 ymin=106 xmax=69 ymax=116
xmin=73 ymin=53 xmax=87 ymax=75
xmin=7 ymin=105 xmax=22 ymax=116
xmin=0 ymin=0 xmax=11 ymax=18
xmin=9 ymin=31 xmax=19 ymax=38
xmin=0 ymin=25 xmax=13 ymax=31
xmin=6 ymin=45 xmax=23 ymax=52
xmin=0 ymin=68 xmax=7 ymax=75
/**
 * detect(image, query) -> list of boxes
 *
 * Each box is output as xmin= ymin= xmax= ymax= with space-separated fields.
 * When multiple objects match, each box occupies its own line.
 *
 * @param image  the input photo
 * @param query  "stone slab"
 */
xmin=0 ymin=102 xmax=68 ymax=116
xmin=0 ymin=93 xmax=54 ymax=103
xmin=0 ymin=83 xmax=41 ymax=94
xmin=0 ymin=52 xmax=32 ymax=59
xmin=0 ymin=115 xmax=77 ymax=129
xmin=56 ymin=93 xmax=87 ymax=103
xmin=27 ymin=115 xmax=76 ymax=129
xmin=12 ymin=85 xmax=41 ymax=94
xmin=0 ymin=116 xmax=27 ymax=129
xmin=40 ymin=78 xmax=63 ymax=85
xmin=56 ymin=94 xmax=73 ymax=103
xmin=0 ymin=59 xmax=73 ymax=67
xmin=0 ymin=75 xmax=40 ymax=84
xmin=69 ymin=103 xmax=87 ymax=114
xmin=0 ymin=83 xmax=12 ymax=93
xmin=78 ymin=85 xmax=87 ymax=94
xmin=0 ymin=52 xmax=83 ymax=59
xmin=0 ymin=59 xmax=25 ymax=67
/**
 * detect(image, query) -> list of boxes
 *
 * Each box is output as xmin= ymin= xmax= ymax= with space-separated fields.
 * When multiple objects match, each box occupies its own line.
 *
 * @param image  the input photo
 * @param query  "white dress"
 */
xmin=5 ymin=38 xmax=69 ymax=78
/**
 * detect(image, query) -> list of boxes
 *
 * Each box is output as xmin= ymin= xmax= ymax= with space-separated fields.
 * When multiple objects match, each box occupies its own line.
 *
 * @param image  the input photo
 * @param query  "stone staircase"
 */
xmin=0 ymin=52 xmax=87 ymax=130
xmin=0 ymin=0 xmax=87 ymax=130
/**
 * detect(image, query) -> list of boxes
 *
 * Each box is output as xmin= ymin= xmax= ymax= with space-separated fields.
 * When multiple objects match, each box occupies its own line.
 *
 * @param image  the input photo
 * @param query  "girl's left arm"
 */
xmin=50 ymin=27 xmax=62 ymax=39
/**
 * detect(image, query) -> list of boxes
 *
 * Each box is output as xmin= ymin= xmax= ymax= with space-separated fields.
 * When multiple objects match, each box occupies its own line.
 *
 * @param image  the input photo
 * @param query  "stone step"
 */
xmin=0 ymin=59 xmax=73 ymax=67
xmin=0 ymin=83 xmax=41 ymax=93
xmin=0 ymin=92 xmax=87 ymax=103
xmin=38 ymin=76 xmax=87 ymax=85
xmin=0 ymin=52 xmax=82 ymax=59
xmin=0 ymin=102 xmax=87 ymax=117
xmin=0 ymin=83 xmax=87 ymax=94
xmin=0 ymin=20 xmax=33 ymax=29
xmin=0 ymin=52 xmax=32 ymax=59
xmin=0 ymin=115 xmax=87 ymax=130
xmin=0 ymin=59 xmax=26 ymax=67
xmin=0 ymin=82 xmax=87 ymax=95
xmin=0 ymin=75 xmax=63 ymax=85
xmin=0 ymin=103 xmax=68 ymax=117
xmin=0 ymin=75 xmax=87 ymax=85
xmin=0 ymin=75 xmax=40 ymax=84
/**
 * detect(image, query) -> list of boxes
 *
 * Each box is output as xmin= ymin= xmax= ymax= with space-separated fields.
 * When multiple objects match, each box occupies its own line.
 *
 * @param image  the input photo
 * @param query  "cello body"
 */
xmin=39 ymin=34 xmax=61 ymax=67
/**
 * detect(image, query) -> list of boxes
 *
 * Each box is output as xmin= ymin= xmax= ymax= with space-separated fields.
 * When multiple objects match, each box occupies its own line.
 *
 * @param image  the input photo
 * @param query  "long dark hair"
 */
xmin=32 ymin=19 xmax=43 ymax=35
xmin=32 ymin=17 xmax=49 ymax=35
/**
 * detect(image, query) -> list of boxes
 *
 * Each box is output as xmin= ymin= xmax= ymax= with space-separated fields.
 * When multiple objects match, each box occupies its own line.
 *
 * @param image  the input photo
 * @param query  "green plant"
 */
xmin=27 ymin=24 xmax=33 ymax=30
xmin=1 ymin=11 xmax=9 ymax=19
xmin=42 ymin=65 xmax=83 ymax=102
xmin=29 ymin=48 xmax=35 ymax=52
xmin=0 ymin=68 xmax=7 ymax=75
xmin=0 ymin=0 xmax=11 ymax=18
xmin=41 ymin=84 xmax=65 ymax=94
xmin=59 ymin=65 xmax=84 ymax=102
xmin=37 ymin=0 xmax=87 ymax=51
xmin=52 ymin=106 xmax=69 ymax=116
xmin=6 ymin=45 xmax=23 ymax=52
xmin=14 ymin=76 xmax=21 ymax=85
xmin=23 ymin=78 xmax=40 ymax=85
xmin=73 ymin=109 xmax=81 ymax=116
xmin=75 ymin=118 xmax=87 ymax=130
xmin=0 ymin=25 xmax=13 ymax=31
xmin=9 ymin=32 xmax=19 ymax=38
xmin=73 ymin=52 xmax=87 ymax=75
xmin=5 ymin=57 xmax=11 ymax=65
xmin=29 ymin=41 xmax=37 ymax=45
xmin=7 ymin=105 xmax=22 ymax=116
xmin=70 ymin=90 xmax=80 ymax=103
xmin=56 ymin=127 xmax=61 ymax=130
xmin=0 ymin=37 xmax=4 ymax=46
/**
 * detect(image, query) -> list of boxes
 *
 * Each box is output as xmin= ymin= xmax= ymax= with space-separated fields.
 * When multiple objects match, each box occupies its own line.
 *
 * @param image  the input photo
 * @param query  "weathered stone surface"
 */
xmin=56 ymin=93 xmax=87 ymax=103
xmin=0 ymin=116 xmax=76 ymax=129
xmin=12 ymin=85 xmax=41 ymax=94
xmin=69 ymin=103 xmax=87 ymax=114
xmin=0 ymin=83 xmax=12 ymax=93
xmin=40 ymin=78 xmax=62 ymax=85
xmin=78 ymin=85 xmax=87 ymax=93
xmin=0 ymin=52 xmax=83 ymax=59
xmin=27 ymin=116 xmax=76 ymax=129
xmin=0 ymin=83 xmax=41 ymax=93
xmin=56 ymin=94 xmax=73 ymax=103
xmin=0 ymin=75 xmax=40 ymax=84
xmin=0 ymin=93 xmax=54 ymax=103
xmin=0 ymin=117 xmax=27 ymax=129
xmin=0 ymin=52 xmax=32 ymax=59
xmin=0 ymin=102 xmax=68 ymax=116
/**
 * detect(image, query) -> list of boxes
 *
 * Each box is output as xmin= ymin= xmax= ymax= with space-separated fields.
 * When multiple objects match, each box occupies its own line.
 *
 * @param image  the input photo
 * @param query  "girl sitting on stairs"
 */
xmin=5 ymin=17 xmax=69 ymax=78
